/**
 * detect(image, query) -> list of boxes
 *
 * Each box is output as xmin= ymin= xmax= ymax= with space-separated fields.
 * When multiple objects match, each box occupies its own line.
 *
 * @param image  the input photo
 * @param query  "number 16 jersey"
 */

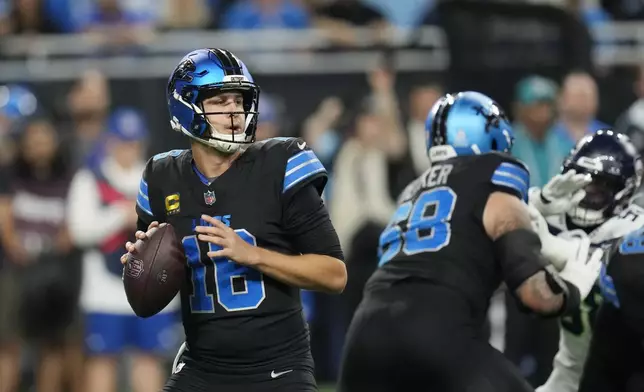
xmin=134 ymin=138 xmax=332 ymax=375
xmin=370 ymin=152 xmax=531 ymax=323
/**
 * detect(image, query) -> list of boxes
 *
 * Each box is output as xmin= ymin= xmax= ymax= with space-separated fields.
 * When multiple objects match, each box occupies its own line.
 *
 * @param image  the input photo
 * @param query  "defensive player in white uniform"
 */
xmin=529 ymin=130 xmax=644 ymax=392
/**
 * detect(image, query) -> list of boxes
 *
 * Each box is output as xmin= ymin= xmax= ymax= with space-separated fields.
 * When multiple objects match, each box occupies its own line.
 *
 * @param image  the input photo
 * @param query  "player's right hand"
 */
xmin=528 ymin=170 xmax=592 ymax=216
xmin=120 ymin=221 xmax=160 ymax=264
xmin=558 ymin=238 xmax=603 ymax=301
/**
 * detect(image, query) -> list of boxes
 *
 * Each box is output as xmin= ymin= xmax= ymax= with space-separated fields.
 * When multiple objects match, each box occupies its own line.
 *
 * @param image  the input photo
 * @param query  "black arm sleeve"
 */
xmin=282 ymin=184 xmax=344 ymax=261
xmin=494 ymin=228 xmax=546 ymax=291
xmin=495 ymin=228 xmax=580 ymax=317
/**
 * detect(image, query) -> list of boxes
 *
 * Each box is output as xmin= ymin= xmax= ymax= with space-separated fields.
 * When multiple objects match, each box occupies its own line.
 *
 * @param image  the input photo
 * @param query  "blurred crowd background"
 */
xmin=2 ymin=0 xmax=644 ymax=391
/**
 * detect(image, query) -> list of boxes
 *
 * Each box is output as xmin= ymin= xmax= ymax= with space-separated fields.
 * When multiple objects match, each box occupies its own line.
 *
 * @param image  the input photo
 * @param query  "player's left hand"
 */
xmin=529 ymin=170 xmax=592 ymax=216
xmin=195 ymin=215 xmax=260 ymax=266
xmin=528 ymin=204 xmax=574 ymax=271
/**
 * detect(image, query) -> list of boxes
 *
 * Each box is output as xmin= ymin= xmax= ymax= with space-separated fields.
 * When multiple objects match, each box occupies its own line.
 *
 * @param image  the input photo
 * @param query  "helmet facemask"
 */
xmin=567 ymin=172 xmax=632 ymax=227
xmin=171 ymin=78 xmax=260 ymax=154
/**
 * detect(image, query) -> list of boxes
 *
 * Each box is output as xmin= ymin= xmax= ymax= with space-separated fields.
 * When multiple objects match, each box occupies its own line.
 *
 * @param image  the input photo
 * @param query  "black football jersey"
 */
xmin=600 ymin=228 xmax=644 ymax=337
xmin=368 ymin=152 xmax=530 ymax=321
xmin=134 ymin=137 xmax=327 ymax=373
xmin=578 ymin=231 xmax=644 ymax=392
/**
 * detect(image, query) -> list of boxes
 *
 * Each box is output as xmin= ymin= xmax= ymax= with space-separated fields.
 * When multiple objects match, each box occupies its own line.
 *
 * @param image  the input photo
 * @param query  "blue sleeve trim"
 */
xmin=136 ymin=178 xmax=153 ymax=216
xmin=283 ymin=150 xmax=327 ymax=193
xmin=491 ymin=162 xmax=529 ymax=201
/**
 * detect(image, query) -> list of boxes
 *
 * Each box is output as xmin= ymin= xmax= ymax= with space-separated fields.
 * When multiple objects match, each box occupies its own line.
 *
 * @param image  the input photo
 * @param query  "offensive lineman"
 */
xmin=338 ymin=91 xmax=603 ymax=392
xmin=120 ymin=48 xmax=347 ymax=391
xmin=531 ymin=130 xmax=644 ymax=392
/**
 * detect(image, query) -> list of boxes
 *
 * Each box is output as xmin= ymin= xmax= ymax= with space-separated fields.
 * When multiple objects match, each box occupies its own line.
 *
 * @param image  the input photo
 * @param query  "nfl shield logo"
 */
xmin=204 ymin=190 xmax=216 ymax=205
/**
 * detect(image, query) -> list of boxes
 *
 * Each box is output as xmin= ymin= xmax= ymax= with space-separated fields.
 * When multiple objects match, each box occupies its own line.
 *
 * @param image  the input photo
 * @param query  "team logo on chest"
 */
xmin=204 ymin=190 xmax=216 ymax=205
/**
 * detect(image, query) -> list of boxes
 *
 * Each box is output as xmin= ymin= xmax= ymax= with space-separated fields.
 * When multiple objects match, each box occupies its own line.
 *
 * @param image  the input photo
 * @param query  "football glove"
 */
xmin=528 ymin=205 xmax=569 ymax=270
xmin=558 ymin=237 xmax=603 ymax=301
xmin=529 ymin=170 xmax=592 ymax=216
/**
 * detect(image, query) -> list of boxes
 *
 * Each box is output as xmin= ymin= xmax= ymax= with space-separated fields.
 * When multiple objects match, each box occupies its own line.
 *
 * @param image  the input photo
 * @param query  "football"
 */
xmin=123 ymin=223 xmax=186 ymax=318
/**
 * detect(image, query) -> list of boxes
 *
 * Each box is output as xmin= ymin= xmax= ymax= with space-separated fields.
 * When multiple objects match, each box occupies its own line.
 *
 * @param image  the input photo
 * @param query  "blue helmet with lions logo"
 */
xmin=562 ymin=129 xmax=643 ymax=227
xmin=425 ymin=91 xmax=514 ymax=162
xmin=166 ymin=48 xmax=260 ymax=154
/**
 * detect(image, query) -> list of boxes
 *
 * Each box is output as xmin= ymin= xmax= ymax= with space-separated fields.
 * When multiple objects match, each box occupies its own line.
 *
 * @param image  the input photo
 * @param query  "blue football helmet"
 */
xmin=563 ymin=129 xmax=642 ymax=227
xmin=166 ymin=48 xmax=260 ymax=153
xmin=425 ymin=91 xmax=514 ymax=162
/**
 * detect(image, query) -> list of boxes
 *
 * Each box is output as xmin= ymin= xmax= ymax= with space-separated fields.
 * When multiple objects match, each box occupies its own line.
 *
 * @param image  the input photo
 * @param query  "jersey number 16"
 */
xmin=182 ymin=230 xmax=266 ymax=313
xmin=378 ymin=187 xmax=457 ymax=266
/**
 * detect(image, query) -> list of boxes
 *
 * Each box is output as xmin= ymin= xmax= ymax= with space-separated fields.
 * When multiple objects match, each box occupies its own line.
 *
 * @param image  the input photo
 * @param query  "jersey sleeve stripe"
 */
xmin=287 ymin=150 xmax=316 ymax=167
xmin=491 ymin=162 xmax=529 ymax=200
xmin=283 ymin=154 xmax=326 ymax=193
xmin=137 ymin=178 xmax=153 ymax=216
xmin=140 ymin=178 xmax=149 ymax=195
xmin=136 ymin=198 xmax=153 ymax=216
xmin=498 ymin=162 xmax=529 ymax=186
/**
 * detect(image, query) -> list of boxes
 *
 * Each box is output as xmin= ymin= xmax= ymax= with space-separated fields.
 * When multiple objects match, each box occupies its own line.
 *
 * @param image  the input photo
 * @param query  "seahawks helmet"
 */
xmin=166 ymin=48 xmax=260 ymax=153
xmin=563 ymin=129 xmax=642 ymax=227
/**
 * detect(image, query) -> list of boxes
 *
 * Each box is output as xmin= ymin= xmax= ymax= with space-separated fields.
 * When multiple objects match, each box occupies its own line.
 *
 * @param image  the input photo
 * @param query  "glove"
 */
xmin=558 ymin=239 xmax=603 ymax=301
xmin=528 ymin=204 xmax=574 ymax=271
xmin=529 ymin=170 xmax=592 ymax=216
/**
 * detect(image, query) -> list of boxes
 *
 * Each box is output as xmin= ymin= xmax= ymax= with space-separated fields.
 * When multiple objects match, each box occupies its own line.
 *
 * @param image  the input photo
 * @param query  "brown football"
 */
xmin=123 ymin=223 xmax=186 ymax=318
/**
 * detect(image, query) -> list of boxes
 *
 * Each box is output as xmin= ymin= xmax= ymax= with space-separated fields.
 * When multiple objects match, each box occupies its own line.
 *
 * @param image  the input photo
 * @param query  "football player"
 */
xmin=337 ymin=91 xmax=603 ymax=392
xmin=119 ymin=48 xmax=347 ymax=392
xmin=531 ymin=130 xmax=644 ymax=392
xmin=576 ymin=225 xmax=644 ymax=392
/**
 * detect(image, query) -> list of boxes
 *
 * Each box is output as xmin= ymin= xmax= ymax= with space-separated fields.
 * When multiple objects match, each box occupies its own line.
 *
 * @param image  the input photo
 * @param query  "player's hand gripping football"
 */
xmin=120 ymin=221 xmax=161 ymax=264
xmin=195 ymin=215 xmax=259 ymax=266
xmin=528 ymin=169 xmax=592 ymax=216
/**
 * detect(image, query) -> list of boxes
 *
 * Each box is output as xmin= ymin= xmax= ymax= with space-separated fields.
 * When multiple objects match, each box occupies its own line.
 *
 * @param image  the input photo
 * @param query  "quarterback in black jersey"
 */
xmin=120 ymin=48 xmax=346 ymax=392
xmin=338 ymin=91 xmax=604 ymax=392
xmin=578 ymin=224 xmax=644 ymax=392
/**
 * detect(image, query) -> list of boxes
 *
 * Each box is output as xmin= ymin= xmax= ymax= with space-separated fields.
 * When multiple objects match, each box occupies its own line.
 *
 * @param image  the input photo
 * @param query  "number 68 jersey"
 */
xmin=134 ymin=138 xmax=337 ymax=374
xmin=369 ymin=152 xmax=531 ymax=324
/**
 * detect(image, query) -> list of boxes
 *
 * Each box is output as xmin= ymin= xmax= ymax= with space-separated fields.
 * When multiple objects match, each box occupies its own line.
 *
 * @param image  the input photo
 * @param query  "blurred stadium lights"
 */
xmin=1 ymin=23 xmax=644 ymax=81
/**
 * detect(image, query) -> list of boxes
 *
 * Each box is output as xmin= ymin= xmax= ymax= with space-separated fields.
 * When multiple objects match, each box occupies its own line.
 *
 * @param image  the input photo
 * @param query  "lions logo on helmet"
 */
xmin=563 ymin=129 xmax=643 ymax=227
xmin=166 ymin=48 xmax=260 ymax=154
xmin=425 ymin=91 xmax=514 ymax=162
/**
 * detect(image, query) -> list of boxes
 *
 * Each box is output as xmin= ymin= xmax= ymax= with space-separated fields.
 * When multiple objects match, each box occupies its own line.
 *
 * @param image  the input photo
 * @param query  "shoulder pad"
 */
xmin=485 ymin=154 xmax=530 ymax=202
xmin=137 ymin=149 xmax=188 ymax=218
xmin=258 ymin=137 xmax=328 ymax=195
xmin=398 ymin=176 xmax=422 ymax=204
xmin=152 ymin=149 xmax=186 ymax=162
xmin=591 ymin=204 xmax=644 ymax=243
xmin=147 ymin=149 xmax=189 ymax=176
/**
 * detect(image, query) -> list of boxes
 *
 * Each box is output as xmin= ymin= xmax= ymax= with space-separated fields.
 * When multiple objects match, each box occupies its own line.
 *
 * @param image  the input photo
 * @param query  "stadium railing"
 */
xmin=0 ymin=23 xmax=642 ymax=82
